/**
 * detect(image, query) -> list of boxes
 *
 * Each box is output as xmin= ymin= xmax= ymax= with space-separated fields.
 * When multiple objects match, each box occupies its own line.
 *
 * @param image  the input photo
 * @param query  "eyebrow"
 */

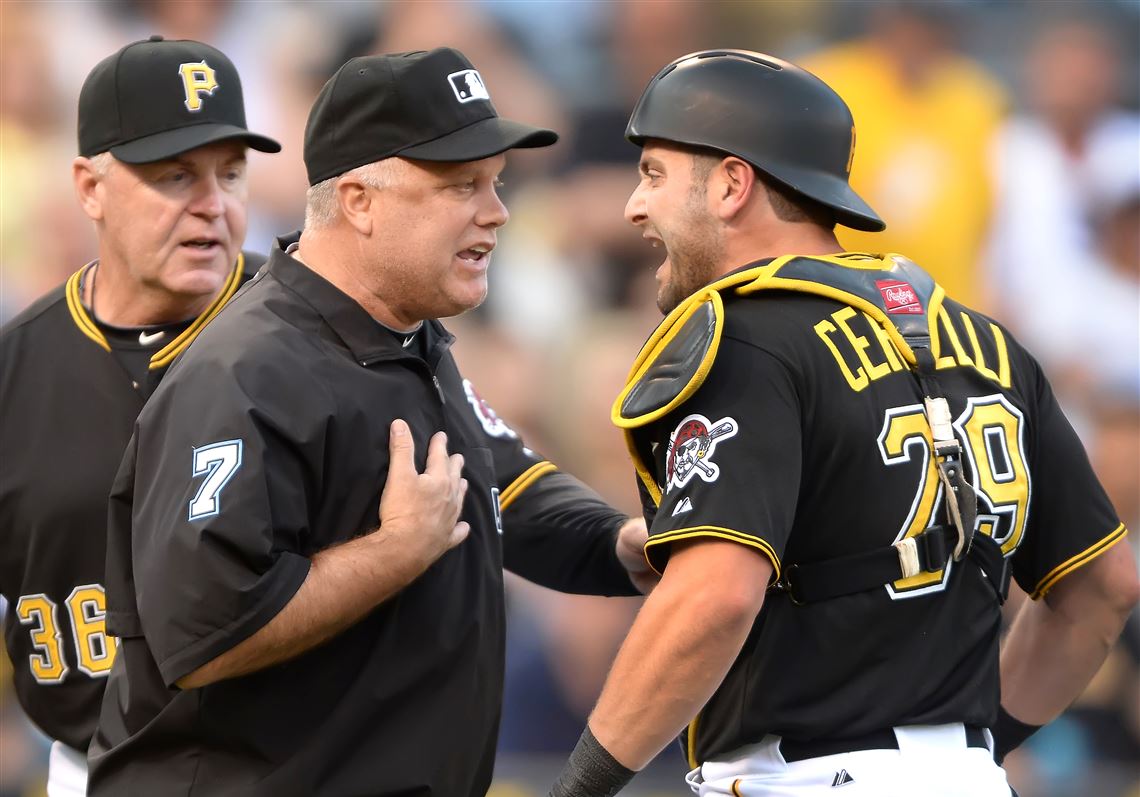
xmin=163 ymin=151 xmax=248 ymax=169
xmin=639 ymin=157 xmax=664 ymax=174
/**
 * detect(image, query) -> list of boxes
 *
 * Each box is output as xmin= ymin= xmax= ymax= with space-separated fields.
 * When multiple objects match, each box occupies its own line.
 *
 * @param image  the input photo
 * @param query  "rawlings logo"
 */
xmin=876 ymin=279 xmax=923 ymax=315
xmin=665 ymin=413 xmax=738 ymax=492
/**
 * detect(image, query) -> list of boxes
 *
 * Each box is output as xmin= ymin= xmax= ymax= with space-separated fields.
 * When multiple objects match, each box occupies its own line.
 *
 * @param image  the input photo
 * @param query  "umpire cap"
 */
xmin=78 ymin=36 xmax=280 ymax=163
xmin=627 ymin=50 xmax=885 ymax=232
xmin=304 ymin=48 xmax=558 ymax=185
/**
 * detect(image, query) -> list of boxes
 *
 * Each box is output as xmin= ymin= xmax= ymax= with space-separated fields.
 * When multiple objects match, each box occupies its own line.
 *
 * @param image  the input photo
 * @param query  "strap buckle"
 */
xmin=893 ymin=537 xmax=921 ymax=579
xmin=772 ymin=565 xmax=805 ymax=606
xmin=895 ymin=526 xmax=955 ymax=579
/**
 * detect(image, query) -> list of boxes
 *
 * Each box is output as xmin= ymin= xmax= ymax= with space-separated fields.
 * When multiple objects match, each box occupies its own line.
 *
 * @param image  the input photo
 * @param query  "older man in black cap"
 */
xmin=0 ymin=36 xmax=278 ymax=797
xmin=87 ymin=48 xmax=651 ymax=797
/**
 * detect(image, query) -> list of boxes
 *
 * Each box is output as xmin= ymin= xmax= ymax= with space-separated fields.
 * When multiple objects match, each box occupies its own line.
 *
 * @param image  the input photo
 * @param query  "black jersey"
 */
xmin=88 ymin=240 xmax=634 ymax=797
xmin=623 ymin=253 xmax=1126 ymax=767
xmin=0 ymin=253 xmax=261 ymax=752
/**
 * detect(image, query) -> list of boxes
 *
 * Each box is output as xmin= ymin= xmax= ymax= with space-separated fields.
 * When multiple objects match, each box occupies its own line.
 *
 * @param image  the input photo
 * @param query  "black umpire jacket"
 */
xmin=89 ymin=239 xmax=636 ymax=796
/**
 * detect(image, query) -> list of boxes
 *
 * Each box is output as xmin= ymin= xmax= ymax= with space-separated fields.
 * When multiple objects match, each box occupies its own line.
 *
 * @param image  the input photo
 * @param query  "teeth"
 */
xmin=470 ymin=246 xmax=489 ymax=254
xmin=651 ymin=240 xmax=661 ymax=248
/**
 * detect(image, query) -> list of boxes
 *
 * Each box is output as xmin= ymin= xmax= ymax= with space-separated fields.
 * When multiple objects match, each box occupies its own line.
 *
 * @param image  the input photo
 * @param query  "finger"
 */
xmin=456 ymin=477 xmax=469 ymax=505
xmin=449 ymin=453 xmax=466 ymax=485
xmin=424 ymin=431 xmax=450 ymax=474
xmin=447 ymin=521 xmax=471 ymax=549
xmin=386 ymin=420 xmax=416 ymax=479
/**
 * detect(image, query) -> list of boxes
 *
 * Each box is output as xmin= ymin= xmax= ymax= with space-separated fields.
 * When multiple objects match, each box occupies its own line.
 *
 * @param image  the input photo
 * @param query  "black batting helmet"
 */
xmin=626 ymin=50 xmax=885 ymax=232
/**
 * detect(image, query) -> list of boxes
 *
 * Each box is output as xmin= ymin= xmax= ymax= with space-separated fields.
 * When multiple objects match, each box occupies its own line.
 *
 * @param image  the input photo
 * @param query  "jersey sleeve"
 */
xmin=461 ymin=379 xmax=637 ymax=596
xmin=500 ymin=471 xmax=635 ymax=596
xmin=644 ymin=337 xmax=802 ymax=584
xmin=118 ymin=359 xmax=315 ymax=686
xmin=1012 ymin=359 xmax=1127 ymax=599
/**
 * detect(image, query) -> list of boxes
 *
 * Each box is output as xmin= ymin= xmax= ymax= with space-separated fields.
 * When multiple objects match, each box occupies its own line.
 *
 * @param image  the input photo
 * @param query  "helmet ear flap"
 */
xmin=625 ymin=49 xmax=885 ymax=233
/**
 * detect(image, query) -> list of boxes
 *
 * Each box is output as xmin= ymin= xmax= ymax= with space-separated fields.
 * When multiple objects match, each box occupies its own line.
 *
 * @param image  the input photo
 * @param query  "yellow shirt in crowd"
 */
xmin=803 ymin=42 xmax=1007 ymax=310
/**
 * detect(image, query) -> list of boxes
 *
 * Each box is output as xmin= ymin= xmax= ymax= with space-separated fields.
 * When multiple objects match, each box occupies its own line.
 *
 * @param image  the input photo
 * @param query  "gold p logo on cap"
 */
xmin=179 ymin=61 xmax=218 ymax=112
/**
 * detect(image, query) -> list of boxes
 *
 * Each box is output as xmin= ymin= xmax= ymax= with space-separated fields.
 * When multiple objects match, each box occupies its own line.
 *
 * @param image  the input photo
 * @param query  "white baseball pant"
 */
xmin=687 ymin=723 xmax=1014 ymax=797
xmin=47 ymin=740 xmax=88 ymax=797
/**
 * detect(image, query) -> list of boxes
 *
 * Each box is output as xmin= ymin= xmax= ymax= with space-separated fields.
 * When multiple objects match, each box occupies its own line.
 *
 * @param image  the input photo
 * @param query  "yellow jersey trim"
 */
xmin=499 ymin=461 xmax=557 ymax=512
xmin=613 ymin=288 xmax=725 ymax=428
xmin=65 ymin=264 xmax=110 ymax=351
xmin=643 ymin=525 xmax=782 ymax=584
xmin=149 ymin=254 xmax=244 ymax=369
xmin=731 ymin=778 xmax=744 ymax=797
xmin=733 ymin=252 xmax=941 ymax=369
xmin=1030 ymin=523 xmax=1128 ymax=600
xmin=64 ymin=255 xmax=245 ymax=365
xmin=612 ymin=259 xmax=792 ymax=507
xmin=612 ymin=252 xmax=944 ymax=536
xmin=687 ymin=713 xmax=700 ymax=769
xmin=625 ymin=430 xmax=662 ymax=507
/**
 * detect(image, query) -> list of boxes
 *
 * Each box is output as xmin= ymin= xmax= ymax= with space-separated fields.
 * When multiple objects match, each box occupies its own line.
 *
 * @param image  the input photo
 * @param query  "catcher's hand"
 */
xmin=615 ymin=517 xmax=657 ymax=594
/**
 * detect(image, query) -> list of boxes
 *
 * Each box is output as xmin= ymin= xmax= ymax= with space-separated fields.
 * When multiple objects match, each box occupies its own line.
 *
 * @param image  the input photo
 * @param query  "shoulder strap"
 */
xmin=613 ymin=290 xmax=724 ymax=428
xmin=743 ymin=255 xmax=1009 ymax=604
xmin=733 ymin=253 xmax=942 ymax=362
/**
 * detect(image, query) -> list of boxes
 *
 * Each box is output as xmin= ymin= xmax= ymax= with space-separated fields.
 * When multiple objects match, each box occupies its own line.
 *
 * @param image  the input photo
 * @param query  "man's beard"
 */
xmin=657 ymin=203 xmax=722 ymax=315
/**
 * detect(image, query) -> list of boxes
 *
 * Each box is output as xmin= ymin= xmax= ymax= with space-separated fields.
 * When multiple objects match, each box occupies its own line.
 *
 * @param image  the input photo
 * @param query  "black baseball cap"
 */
xmin=78 ymin=35 xmax=280 ymax=164
xmin=304 ymin=48 xmax=558 ymax=185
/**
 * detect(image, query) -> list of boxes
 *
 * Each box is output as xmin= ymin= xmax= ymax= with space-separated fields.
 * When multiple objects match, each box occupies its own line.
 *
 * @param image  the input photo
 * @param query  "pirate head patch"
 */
xmin=462 ymin=379 xmax=518 ymax=439
xmin=665 ymin=413 xmax=738 ymax=492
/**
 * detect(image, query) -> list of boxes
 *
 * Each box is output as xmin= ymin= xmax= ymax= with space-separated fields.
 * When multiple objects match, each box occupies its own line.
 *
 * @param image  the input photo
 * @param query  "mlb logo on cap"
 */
xmin=303 ymin=48 xmax=557 ymax=185
xmin=448 ymin=69 xmax=490 ymax=103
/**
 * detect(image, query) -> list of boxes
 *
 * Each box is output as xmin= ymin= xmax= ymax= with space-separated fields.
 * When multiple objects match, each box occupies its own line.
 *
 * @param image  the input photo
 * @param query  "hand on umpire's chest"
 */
xmin=376 ymin=420 xmax=470 ymax=568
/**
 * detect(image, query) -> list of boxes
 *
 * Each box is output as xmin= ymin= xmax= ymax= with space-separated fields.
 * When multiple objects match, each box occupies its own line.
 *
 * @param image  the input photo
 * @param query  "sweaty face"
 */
xmin=369 ymin=155 xmax=509 ymax=324
xmin=98 ymin=141 xmax=249 ymax=302
xmin=625 ymin=143 xmax=723 ymax=315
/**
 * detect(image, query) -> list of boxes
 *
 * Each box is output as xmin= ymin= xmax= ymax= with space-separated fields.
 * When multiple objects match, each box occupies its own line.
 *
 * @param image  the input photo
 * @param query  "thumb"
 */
xmin=387 ymin=419 xmax=417 ymax=480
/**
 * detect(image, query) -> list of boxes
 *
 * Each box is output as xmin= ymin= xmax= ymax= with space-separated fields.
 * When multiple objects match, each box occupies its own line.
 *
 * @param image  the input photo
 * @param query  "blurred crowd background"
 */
xmin=1 ymin=1 xmax=1137 ymax=795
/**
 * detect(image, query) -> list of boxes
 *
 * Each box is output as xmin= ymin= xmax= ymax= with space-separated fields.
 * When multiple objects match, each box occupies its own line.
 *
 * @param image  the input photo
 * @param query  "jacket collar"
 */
xmin=269 ymin=233 xmax=454 ymax=366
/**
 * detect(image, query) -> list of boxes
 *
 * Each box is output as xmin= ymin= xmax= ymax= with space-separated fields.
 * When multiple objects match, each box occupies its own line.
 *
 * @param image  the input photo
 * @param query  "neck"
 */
xmin=716 ymin=224 xmax=844 ymax=279
xmin=87 ymin=258 xmax=217 ymax=327
xmin=296 ymin=229 xmax=420 ymax=333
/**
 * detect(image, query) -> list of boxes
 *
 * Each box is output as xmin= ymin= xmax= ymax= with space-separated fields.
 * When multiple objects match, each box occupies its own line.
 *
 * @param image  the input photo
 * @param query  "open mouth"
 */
xmin=642 ymin=232 xmax=668 ymax=271
xmin=456 ymin=244 xmax=493 ymax=264
xmin=642 ymin=232 xmax=666 ymax=256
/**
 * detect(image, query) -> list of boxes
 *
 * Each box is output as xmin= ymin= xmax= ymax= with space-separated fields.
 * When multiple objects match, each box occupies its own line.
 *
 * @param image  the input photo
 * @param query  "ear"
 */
xmin=72 ymin=157 xmax=105 ymax=221
xmin=337 ymin=178 xmax=374 ymax=236
xmin=711 ymin=157 xmax=758 ymax=222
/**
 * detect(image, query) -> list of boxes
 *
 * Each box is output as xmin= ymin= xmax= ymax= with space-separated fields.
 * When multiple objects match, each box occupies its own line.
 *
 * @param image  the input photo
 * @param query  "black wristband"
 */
xmin=549 ymin=726 xmax=636 ymax=797
xmin=992 ymin=706 xmax=1042 ymax=764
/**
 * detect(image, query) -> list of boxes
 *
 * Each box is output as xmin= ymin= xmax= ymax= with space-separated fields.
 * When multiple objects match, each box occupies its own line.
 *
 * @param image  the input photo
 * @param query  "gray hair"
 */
xmin=304 ymin=159 xmax=401 ymax=229
xmin=89 ymin=152 xmax=116 ymax=177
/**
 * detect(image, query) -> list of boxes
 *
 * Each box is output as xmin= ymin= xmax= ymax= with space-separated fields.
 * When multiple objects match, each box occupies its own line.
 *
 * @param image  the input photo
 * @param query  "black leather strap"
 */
xmin=777 ymin=524 xmax=953 ymax=604
xmin=775 ymin=525 xmax=1010 ymax=605
xmin=773 ymin=331 xmax=1012 ymax=606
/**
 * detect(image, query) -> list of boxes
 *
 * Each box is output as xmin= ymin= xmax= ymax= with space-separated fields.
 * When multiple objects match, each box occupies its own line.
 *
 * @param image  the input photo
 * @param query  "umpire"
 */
xmin=550 ymin=50 xmax=1139 ymax=796
xmin=0 ymin=37 xmax=277 ymax=796
xmin=88 ymin=48 xmax=649 ymax=796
